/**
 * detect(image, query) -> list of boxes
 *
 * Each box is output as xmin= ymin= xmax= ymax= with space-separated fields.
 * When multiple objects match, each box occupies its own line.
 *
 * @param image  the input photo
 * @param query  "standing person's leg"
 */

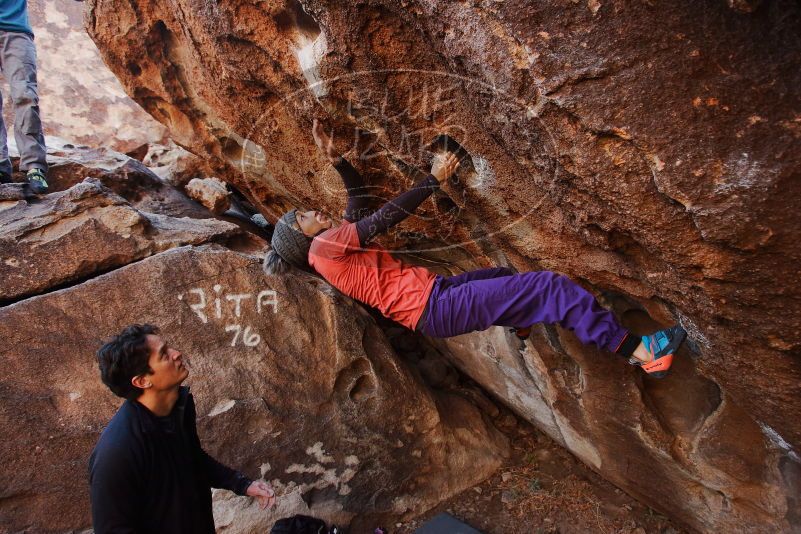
xmin=0 ymin=91 xmax=12 ymax=182
xmin=0 ymin=32 xmax=13 ymax=182
xmin=4 ymin=32 xmax=47 ymax=192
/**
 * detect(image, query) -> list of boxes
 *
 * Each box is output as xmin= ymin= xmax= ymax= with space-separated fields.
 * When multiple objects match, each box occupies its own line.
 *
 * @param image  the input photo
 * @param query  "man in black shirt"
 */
xmin=89 ymin=324 xmax=275 ymax=533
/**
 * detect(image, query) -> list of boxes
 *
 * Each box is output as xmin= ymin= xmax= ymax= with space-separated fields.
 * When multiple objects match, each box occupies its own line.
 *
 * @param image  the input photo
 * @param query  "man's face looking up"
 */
xmin=133 ymin=335 xmax=189 ymax=394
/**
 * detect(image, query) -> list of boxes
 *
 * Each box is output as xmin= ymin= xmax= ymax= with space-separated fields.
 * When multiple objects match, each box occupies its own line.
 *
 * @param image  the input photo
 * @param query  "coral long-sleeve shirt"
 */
xmin=309 ymin=222 xmax=436 ymax=330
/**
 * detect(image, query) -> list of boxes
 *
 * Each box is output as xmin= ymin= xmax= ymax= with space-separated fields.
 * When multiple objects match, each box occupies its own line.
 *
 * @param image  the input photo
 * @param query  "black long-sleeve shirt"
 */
xmin=334 ymin=158 xmax=440 ymax=246
xmin=88 ymin=387 xmax=252 ymax=534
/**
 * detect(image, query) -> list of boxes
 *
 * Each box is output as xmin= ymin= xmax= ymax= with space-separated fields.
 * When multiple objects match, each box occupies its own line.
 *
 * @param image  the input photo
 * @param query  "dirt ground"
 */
xmin=394 ymin=412 xmax=687 ymax=534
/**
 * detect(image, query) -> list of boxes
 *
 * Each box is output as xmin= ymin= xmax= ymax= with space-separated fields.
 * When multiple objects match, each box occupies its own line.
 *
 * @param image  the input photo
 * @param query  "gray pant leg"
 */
xmin=0 ymin=32 xmax=11 ymax=177
xmin=0 ymin=31 xmax=47 ymax=172
xmin=0 ymin=84 xmax=11 ymax=177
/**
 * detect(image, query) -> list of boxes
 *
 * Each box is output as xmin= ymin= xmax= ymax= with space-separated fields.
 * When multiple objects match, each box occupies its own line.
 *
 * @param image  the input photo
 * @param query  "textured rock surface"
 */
xmin=7 ymin=0 xmax=168 ymax=152
xmin=86 ymin=1 xmax=801 ymax=531
xmin=0 ymin=182 xmax=26 ymax=202
xmin=9 ymin=136 xmax=212 ymax=219
xmin=10 ymin=136 xmax=276 ymax=241
xmin=433 ymin=322 xmax=801 ymax=532
xmin=0 ymin=245 xmax=508 ymax=533
xmin=0 ymin=180 xmax=242 ymax=303
xmin=187 ymin=177 xmax=232 ymax=214
xmin=143 ymin=140 xmax=218 ymax=189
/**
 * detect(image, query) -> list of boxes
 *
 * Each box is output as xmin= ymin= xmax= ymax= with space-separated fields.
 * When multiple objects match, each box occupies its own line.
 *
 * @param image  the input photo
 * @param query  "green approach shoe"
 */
xmin=27 ymin=168 xmax=49 ymax=194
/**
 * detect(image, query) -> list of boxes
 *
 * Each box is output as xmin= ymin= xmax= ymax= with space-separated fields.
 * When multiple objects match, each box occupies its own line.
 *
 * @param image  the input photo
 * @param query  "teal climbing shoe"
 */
xmin=27 ymin=168 xmax=48 ymax=194
xmin=629 ymin=326 xmax=687 ymax=379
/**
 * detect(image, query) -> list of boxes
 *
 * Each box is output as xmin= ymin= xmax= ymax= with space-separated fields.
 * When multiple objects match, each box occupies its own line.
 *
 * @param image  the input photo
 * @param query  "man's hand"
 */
xmin=431 ymin=152 xmax=460 ymax=183
xmin=312 ymin=118 xmax=341 ymax=164
xmin=246 ymin=480 xmax=276 ymax=510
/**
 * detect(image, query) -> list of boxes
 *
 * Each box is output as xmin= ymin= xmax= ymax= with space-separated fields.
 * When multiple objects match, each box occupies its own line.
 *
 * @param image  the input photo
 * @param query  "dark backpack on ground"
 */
xmin=270 ymin=515 xmax=337 ymax=534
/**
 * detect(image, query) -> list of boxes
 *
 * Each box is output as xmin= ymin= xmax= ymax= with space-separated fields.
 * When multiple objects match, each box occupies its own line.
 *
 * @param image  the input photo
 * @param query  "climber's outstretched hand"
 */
xmin=431 ymin=152 xmax=460 ymax=183
xmin=312 ymin=118 xmax=340 ymax=164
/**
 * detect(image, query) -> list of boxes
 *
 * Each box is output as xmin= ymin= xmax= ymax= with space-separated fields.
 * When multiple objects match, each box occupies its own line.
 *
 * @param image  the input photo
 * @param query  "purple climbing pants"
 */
xmin=418 ymin=267 xmax=629 ymax=353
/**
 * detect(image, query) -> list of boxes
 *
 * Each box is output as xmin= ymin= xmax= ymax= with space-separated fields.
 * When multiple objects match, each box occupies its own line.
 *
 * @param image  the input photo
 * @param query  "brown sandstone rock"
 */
xmin=0 ymin=180 xmax=243 ymax=304
xmin=432 ymin=324 xmax=800 ymax=532
xmin=10 ymin=136 xmax=275 ymax=242
xmin=143 ymin=140 xmax=219 ymax=189
xmin=727 ymin=0 xmax=764 ymax=13
xmin=81 ymin=0 xmax=801 ymax=531
xmin=186 ymin=177 xmax=232 ymax=214
xmin=9 ymin=137 xmax=212 ymax=219
xmin=0 ymin=183 xmax=27 ymax=203
xmin=0 ymin=246 xmax=508 ymax=533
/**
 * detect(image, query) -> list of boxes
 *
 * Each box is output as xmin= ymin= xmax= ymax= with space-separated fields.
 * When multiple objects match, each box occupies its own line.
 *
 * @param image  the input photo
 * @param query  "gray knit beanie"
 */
xmin=270 ymin=209 xmax=313 ymax=268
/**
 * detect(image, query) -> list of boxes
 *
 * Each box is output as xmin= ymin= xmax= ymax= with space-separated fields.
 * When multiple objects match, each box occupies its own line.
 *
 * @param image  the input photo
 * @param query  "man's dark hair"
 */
xmin=96 ymin=324 xmax=159 ymax=400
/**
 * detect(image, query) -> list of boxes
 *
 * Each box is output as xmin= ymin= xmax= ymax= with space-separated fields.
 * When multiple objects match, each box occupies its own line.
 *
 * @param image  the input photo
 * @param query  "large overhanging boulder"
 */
xmin=84 ymin=0 xmax=801 ymax=531
xmin=0 ymin=244 xmax=508 ymax=532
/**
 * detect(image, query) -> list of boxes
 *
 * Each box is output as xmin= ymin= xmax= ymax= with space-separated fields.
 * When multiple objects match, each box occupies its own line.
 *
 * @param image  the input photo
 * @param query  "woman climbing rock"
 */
xmin=264 ymin=120 xmax=686 ymax=378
